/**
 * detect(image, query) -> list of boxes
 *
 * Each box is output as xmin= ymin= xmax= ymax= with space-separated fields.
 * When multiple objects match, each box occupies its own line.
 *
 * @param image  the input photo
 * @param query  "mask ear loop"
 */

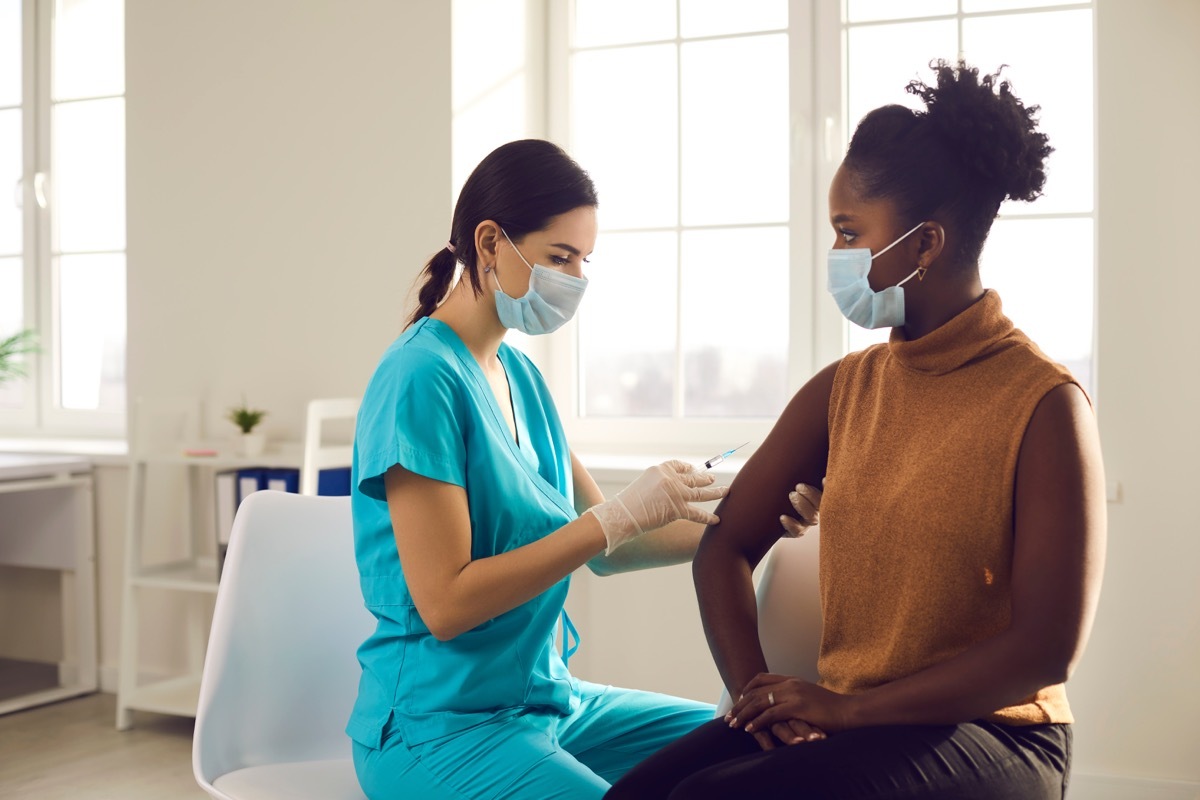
xmin=872 ymin=221 xmax=928 ymax=283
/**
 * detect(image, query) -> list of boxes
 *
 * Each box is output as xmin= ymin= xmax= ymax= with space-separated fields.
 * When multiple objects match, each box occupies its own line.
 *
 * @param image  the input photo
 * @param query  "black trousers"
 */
xmin=605 ymin=718 xmax=1071 ymax=800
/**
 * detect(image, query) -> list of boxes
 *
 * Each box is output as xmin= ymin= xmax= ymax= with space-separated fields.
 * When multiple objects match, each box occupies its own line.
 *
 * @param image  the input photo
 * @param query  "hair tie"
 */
xmin=446 ymin=241 xmax=456 ymax=254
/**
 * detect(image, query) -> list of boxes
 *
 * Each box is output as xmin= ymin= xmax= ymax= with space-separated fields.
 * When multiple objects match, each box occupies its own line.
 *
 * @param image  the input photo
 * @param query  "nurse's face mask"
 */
xmin=827 ymin=221 xmax=926 ymax=329
xmin=487 ymin=228 xmax=589 ymax=335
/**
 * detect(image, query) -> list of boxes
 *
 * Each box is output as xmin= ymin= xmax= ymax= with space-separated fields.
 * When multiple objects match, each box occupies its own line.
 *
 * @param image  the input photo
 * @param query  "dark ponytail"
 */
xmin=406 ymin=139 xmax=598 ymax=328
xmin=843 ymin=59 xmax=1053 ymax=267
xmin=409 ymin=247 xmax=460 ymax=327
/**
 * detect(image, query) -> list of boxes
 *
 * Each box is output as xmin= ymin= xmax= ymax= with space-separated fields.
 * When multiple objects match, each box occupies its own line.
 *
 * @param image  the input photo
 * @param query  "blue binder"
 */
xmin=265 ymin=468 xmax=300 ymax=493
xmin=317 ymin=467 xmax=351 ymax=496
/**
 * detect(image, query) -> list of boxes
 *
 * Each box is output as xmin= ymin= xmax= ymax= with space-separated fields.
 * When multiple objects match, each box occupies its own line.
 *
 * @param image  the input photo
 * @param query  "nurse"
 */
xmin=346 ymin=139 xmax=731 ymax=799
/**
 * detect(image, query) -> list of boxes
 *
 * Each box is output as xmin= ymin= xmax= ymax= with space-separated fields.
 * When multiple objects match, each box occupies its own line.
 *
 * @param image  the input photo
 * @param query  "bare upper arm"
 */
xmin=1011 ymin=382 xmax=1107 ymax=672
xmin=700 ymin=359 xmax=841 ymax=567
xmin=384 ymin=465 xmax=473 ymax=620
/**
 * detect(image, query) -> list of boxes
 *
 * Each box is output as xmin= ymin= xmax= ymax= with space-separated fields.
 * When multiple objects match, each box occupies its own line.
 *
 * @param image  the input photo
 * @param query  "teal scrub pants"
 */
xmin=352 ymin=681 xmax=714 ymax=799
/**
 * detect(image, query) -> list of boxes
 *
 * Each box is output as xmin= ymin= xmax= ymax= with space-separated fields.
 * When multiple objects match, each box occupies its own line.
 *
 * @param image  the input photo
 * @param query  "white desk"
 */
xmin=0 ymin=453 xmax=98 ymax=714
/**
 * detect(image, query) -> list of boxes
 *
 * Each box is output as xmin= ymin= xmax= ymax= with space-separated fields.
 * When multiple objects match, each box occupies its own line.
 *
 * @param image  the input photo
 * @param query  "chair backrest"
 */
xmin=193 ymin=492 xmax=374 ymax=791
xmin=300 ymin=398 xmax=360 ymax=496
xmin=715 ymin=529 xmax=824 ymax=715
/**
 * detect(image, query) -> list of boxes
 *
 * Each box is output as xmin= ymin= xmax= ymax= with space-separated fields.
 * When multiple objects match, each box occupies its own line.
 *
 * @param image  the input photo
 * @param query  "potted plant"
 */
xmin=226 ymin=397 xmax=268 ymax=457
xmin=0 ymin=329 xmax=38 ymax=386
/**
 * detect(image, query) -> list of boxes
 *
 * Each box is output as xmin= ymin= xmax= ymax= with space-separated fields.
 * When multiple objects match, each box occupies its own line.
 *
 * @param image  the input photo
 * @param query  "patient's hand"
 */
xmin=725 ymin=673 xmax=851 ymax=748
xmin=780 ymin=483 xmax=822 ymax=537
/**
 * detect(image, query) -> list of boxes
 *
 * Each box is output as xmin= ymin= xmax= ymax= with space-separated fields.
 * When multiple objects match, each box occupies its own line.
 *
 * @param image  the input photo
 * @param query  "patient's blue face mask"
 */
xmin=489 ymin=229 xmax=589 ymax=335
xmin=826 ymin=221 xmax=926 ymax=329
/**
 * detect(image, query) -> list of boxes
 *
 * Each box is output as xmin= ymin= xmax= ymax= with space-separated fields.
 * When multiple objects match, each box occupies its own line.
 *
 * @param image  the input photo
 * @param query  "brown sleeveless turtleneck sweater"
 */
xmin=820 ymin=290 xmax=1077 ymax=725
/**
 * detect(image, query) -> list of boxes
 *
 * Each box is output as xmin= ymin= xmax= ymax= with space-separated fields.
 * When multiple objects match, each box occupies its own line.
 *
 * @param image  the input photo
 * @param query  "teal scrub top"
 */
xmin=346 ymin=317 xmax=583 ymax=749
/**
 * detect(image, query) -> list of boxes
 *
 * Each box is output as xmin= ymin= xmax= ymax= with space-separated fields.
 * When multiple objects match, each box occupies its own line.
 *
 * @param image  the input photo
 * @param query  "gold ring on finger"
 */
xmin=768 ymin=691 xmax=775 ymax=706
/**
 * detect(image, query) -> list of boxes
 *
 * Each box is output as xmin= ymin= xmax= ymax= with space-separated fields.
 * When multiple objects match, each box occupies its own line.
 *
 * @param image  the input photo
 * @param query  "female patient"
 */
xmin=608 ymin=60 xmax=1106 ymax=799
xmin=346 ymin=139 xmax=729 ymax=799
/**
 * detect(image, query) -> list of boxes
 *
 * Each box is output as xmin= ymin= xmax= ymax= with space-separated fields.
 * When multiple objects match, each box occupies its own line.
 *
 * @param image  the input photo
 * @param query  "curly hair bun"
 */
xmin=908 ymin=59 xmax=1053 ymax=204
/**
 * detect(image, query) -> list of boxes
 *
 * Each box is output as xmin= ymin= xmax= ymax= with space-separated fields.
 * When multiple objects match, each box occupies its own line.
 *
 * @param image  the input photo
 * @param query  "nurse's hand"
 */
xmin=588 ymin=460 xmax=729 ymax=554
xmin=780 ymin=483 xmax=822 ymax=538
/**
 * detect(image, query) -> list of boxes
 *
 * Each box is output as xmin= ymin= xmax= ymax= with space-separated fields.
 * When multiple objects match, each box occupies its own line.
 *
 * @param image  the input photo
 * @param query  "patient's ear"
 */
xmin=917 ymin=222 xmax=946 ymax=270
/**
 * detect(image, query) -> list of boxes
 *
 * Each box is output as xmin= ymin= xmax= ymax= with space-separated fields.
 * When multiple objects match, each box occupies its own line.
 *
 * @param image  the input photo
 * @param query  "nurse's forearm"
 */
xmin=586 ymin=519 xmax=702 ymax=575
xmin=424 ymin=514 xmax=606 ymax=641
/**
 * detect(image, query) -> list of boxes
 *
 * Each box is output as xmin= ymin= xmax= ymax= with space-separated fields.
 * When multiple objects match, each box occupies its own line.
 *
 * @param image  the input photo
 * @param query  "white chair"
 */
xmin=299 ymin=398 xmax=360 ymax=496
xmin=193 ymin=491 xmax=372 ymax=800
xmin=715 ymin=529 xmax=824 ymax=716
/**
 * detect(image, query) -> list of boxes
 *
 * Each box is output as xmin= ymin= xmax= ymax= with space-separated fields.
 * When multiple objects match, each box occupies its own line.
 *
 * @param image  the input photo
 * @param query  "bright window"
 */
xmin=843 ymin=2 xmax=1096 ymax=391
xmin=0 ymin=0 xmax=126 ymax=434
xmin=568 ymin=1 xmax=791 ymax=427
xmin=453 ymin=0 xmax=1096 ymax=452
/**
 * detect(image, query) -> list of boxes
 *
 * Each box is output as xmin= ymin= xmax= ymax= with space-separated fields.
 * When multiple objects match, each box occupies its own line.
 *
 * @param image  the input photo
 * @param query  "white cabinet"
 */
xmin=0 ymin=454 xmax=97 ymax=715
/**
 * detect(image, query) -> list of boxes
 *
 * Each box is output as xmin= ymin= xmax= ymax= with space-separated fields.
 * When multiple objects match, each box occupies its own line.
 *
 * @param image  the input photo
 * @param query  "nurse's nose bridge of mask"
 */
xmin=703 ymin=442 xmax=749 ymax=470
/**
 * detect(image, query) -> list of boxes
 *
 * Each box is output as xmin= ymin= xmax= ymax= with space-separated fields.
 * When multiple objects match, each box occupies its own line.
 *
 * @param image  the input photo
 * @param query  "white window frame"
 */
xmin=471 ymin=0 xmax=1097 ymax=454
xmin=541 ymin=0 xmax=845 ymax=455
xmin=0 ymin=0 xmax=126 ymax=438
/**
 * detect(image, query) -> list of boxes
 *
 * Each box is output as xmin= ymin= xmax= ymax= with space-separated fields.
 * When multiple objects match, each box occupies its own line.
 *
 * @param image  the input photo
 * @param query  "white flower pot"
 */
xmin=238 ymin=432 xmax=266 ymax=458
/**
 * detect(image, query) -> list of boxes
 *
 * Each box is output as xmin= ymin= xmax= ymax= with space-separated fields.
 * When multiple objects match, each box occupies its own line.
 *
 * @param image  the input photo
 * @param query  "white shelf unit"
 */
xmin=115 ymin=444 xmax=303 ymax=729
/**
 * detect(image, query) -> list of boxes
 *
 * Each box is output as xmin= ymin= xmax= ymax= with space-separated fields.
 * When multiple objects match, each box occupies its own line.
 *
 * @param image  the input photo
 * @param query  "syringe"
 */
xmin=702 ymin=442 xmax=749 ymax=470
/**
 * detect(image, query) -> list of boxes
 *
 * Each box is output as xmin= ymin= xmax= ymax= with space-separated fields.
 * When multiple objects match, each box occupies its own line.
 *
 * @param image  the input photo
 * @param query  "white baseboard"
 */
xmin=1070 ymin=773 xmax=1200 ymax=800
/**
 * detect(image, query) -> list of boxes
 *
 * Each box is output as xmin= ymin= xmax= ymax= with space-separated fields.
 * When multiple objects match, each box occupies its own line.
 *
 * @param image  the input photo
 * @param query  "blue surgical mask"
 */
xmin=826 ymin=221 xmax=926 ymax=329
xmin=489 ymin=229 xmax=589 ymax=335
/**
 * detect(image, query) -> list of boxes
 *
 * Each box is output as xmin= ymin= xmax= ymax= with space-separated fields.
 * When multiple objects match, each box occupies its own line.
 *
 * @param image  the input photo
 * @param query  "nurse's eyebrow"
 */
xmin=831 ymin=214 xmax=857 ymax=224
xmin=550 ymin=242 xmax=581 ymax=256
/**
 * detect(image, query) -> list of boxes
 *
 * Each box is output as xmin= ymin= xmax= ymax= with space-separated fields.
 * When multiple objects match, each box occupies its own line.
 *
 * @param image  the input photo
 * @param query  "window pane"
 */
xmin=452 ymin=74 xmax=526 ymax=199
xmin=573 ymin=0 xmax=675 ymax=47
xmin=0 ymin=0 xmax=20 ymax=107
xmin=453 ymin=0 xmax=525 ymax=107
xmin=681 ymin=0 xmax=787 ymax=38
xmin=53 ymin=0 xmax=124 ymax=101
xmin=54 ymin=97 xmax=125 ymax=252
xmin=980 ymin=217 xmax=1094 ymax=394
xmin=571 ymin=46 xmax=677 ymax=229
xmin=682 ymin=227 xmax=788 ymax=417
xmin=451 ymin=0 xmax=526 ymax=195
xmin=0 ymin=256 xmax=24 ymax=408
xmin=847 ymin=0 xmax=956 ymax=23
xmin=963 ymin=0 xmax=1078 ymax=11
xmin=845 ymin=314 xmax=890 ymax=354
xmin=846 ymin=20 xmax=957 ymax=139
xmin=0 ymin=108 xmax=21 ymax=255
xmin=962 ymin=10 xmax=1094 ymax=214
xmin=580 ymin=231 xmax=676 ymax=417
xmin=681 ymin=34 xmax=788 ymax=226
xmin=58 ymin=253 xmax=125 ymax=411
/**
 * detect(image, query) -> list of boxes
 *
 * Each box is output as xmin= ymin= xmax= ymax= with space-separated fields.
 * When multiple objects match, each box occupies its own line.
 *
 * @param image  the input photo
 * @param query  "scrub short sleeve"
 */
xmin=356 ymin=345 xmax=467 ymax=501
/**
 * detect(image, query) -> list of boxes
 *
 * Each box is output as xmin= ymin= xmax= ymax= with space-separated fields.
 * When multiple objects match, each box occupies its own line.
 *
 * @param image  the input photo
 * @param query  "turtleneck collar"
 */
xmin=887 ymin=289 xmax=1013 ymax=376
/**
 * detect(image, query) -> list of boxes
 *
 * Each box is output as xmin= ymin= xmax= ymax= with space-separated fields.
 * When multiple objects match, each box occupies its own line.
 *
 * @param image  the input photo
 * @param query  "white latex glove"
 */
xmin=587 ymin=460 xmax=730 ymax=554
xmin=779 ymin=482 xmax=822 ymax=538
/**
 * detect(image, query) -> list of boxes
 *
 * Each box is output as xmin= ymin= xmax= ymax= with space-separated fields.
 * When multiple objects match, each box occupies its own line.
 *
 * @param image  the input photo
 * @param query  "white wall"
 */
xmin=1065 ymin=0 xmax=1200 ymax=785
xmin=125 ymin=0 xmax=450 ymax=438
